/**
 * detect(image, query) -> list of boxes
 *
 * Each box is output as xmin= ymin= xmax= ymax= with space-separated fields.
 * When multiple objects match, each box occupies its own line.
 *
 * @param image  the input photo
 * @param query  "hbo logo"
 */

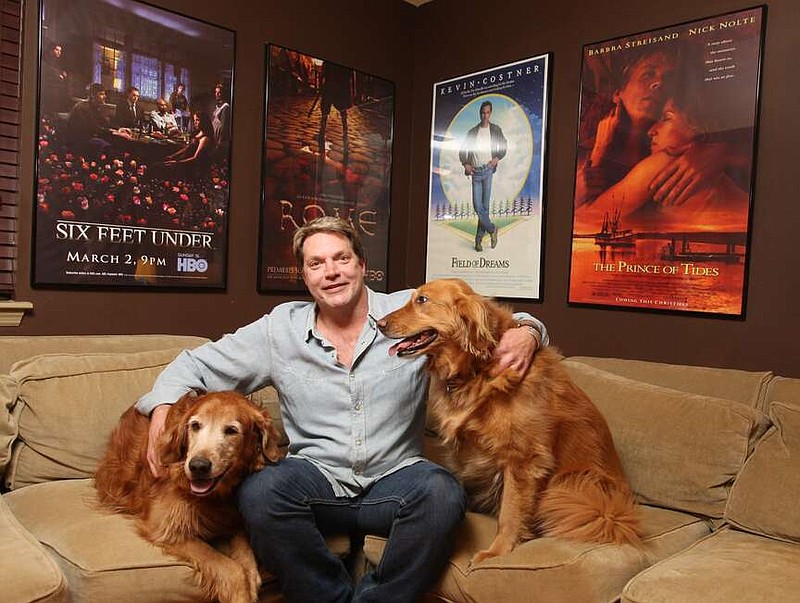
xmin=177 ymin=257 xmax=208 ymax=273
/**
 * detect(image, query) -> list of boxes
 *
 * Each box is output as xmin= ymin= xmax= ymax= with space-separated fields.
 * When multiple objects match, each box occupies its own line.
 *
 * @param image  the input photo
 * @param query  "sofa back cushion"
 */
xmin=0 ymin=335 xmax=209 ymax=374
xmin=563 ymin=360 xmax=769 ymax=518
xmin=6 ymin=349 xmax=186 ymax=490
xmin=725 ymin=401 xmax=800 ymax=543
xmin=568 ymin=356 xmax=772 ymax=409
xmin=0 ymin=374 xmax=18 ymax=474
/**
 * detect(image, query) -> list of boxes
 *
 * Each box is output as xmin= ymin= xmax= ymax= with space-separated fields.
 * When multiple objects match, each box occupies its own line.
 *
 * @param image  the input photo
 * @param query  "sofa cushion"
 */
xmin=764 ymin=375 xmax=800 ymax=410
xmin=621 ymin=527 xmax=800 ymax=602
xmin=568 ymin=356 xmax=772 ymax=408
xmin=725 ymin=401 xmax=800 ymax=543
xmin=6 ymin=479 xmax=210 ymax=601
xmin=563 ymin=360 xmax=769 ymax=518
xmin=0 ymin=374 xmax=18 ymax=474
xmin=5 ymin=479 xmax=351 ymax=602
xmin=366 ymin=505 xmax=712 ymax=602
xmin=0 ymin=335 xmax=209 ymax=374
xmin=6 ymin=348 xmax=189 ymax=490
xmin=0 ymin=494 xmax=68 ymax=603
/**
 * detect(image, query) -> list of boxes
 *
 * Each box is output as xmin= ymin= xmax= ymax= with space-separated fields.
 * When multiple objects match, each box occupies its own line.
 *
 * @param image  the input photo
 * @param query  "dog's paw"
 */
xmin=469 ymin=549 xmax=498 ymax=566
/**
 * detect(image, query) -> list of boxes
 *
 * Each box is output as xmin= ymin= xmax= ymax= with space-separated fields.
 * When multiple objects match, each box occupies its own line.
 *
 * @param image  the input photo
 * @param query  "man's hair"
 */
xmin=292 ymin=217 xmax=366 ymax=265
xmin=127 ymin=86 xmax=139 ymax=95
xmin=480 ymin=100 xmax=493 ymax=112
xmin=88 ymin=83 xmax=106 ymax=100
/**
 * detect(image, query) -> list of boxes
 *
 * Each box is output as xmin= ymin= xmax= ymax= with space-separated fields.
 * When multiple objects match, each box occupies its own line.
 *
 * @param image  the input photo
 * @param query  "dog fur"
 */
xmin=378 ymin=278 xmax=641 ymax=564
xmin=95 ymin=391 xmax=281 ymax=603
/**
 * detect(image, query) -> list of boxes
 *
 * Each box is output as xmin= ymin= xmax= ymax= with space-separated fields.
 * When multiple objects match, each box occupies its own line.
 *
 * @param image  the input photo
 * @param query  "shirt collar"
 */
xmin=303 ymin=286 xmax=380 ymax=342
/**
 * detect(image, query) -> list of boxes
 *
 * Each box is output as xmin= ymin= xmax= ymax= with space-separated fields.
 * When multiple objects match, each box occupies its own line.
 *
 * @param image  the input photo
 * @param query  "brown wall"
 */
xmin=13 ymin=0 xmax=800 ymax=377
xmin=408 ymin=0 xmax=800 ymax=378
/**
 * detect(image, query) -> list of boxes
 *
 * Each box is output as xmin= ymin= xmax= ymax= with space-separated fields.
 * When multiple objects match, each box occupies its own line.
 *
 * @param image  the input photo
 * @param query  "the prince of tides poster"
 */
xmin=568 ymin=7 xmax=765 ymax=317
xmin=259 ymin=46 xmax=395 ymax=292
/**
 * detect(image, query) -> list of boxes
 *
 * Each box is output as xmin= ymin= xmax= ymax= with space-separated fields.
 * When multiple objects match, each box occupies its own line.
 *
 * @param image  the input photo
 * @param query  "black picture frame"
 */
xmin=567 ymin=6 xmax=766 ymax=318
xmin=258 ymin=44 xmax=395 ymax=293
xmin=32 ymin=0 xmax=235 ymax=289
xmin=426 ymin=54 xmax=552 ymax=301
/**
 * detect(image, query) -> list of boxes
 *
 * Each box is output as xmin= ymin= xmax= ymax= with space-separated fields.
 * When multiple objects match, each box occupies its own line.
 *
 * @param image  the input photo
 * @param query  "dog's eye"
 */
xmin=224 ymin=426 xmax=240 ymax=436
xmin=416 ymin=295 xmax=428 ymax=304
xmin=189 ymin=420 xmax=201 ymax=432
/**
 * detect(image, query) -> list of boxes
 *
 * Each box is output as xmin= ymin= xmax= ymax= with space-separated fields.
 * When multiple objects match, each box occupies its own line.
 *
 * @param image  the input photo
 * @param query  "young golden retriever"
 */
xmin=95 ymin=391 xmax=281 ymax=603
xmin=378 ymin=278 xmax=641 ymax=564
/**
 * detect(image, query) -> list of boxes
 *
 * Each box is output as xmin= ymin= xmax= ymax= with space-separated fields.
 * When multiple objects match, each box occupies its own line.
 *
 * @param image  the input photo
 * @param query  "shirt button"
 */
xmin=354 ymin=403 xmax=362 ymax=411
xmin=356 ymin=438 xmax=362 ymax=446
xmin=354 ymin=468 xmax=362 ymax=475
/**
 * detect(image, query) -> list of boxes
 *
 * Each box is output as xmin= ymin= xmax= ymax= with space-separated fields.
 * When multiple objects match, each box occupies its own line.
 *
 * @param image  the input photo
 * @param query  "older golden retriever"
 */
xmin=378 ymin=278 xmax=641 ymax=564
xmin=95 ymin=391 xmax=280 ymax=603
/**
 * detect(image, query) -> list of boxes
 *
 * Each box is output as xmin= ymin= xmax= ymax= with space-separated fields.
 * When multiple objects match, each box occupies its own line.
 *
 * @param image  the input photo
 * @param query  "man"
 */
xmin=115 ymin=86 xmax=141 ymax=129
xmin=65 ymin=83 xmax=111 ymax=156
xmin=137 ymin=217 xmax=548 ymax=603
xmin=459 ymin=100 xmax=507 ymax=252
xmin=211 ymin=83 xmax=230 ymax=148
xmin=575 ymin=51 xmax=676 ymax=209
xmin=317 ymin=60 xmax=353 ymax=189
xmin=169 ymin=82 xmax=189 ymax=131
xmin=41 ymin=42 xmax=70 ymax=115
xmin=149 ymin=98 xmax=180 ymax=136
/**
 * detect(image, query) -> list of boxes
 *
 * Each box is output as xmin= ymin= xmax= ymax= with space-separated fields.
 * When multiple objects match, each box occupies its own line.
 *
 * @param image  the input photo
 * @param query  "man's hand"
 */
xmin=589 ymin=101 xmax=622 ymax=167
xmin=649 ymin=142 xmax=726 ymax=206
xmin=488 ymin=157 xmax=499 ymax=169
xmin=491 ymin=325 xmax=540 ymax=376
xmin=146 ymin=404 xmax=171 ymax=477
xmin=464 ymin=164 xmax=475 ymax=176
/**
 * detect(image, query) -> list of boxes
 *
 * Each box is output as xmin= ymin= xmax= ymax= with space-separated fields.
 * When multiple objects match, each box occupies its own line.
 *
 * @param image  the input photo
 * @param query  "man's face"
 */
xmin=301 ymin=232 xmax=366 ymax=312
xmin=215 ymin=87 xmax=222 ymax=100
xmin=480 ymin=105 xmax=492 ymax=127
xmin=617 ymin=52 xmax=675 ymax=126
xmin=128 ymin=89 xmax=140 ymax=104
xmin=52 ymin=45 xmax=62 ymax=58
xmin=156 ymin=100 xmax=168 ymax=114
xmin=94 ymin=90 xmax=107 ymax=105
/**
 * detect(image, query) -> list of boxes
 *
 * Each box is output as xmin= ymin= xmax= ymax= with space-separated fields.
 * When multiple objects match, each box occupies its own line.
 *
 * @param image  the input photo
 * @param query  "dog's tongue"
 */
xmin=388 ymin=338 xmax=415 ymax=356
xmin=190 ymin=479 xmax=214 ymax=495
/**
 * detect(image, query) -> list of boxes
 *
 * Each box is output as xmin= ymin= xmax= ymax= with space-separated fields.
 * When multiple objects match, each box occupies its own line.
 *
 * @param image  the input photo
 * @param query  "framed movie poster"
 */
xmin=259 ymin=45 xmax=395 ymax=292
xmin=426 ymin=54 xmax=551 ymax=300
xmin=568 ymin=6 xmax=766 ymax=317
xmin=33 ymin=0 xmax=234 ymax=288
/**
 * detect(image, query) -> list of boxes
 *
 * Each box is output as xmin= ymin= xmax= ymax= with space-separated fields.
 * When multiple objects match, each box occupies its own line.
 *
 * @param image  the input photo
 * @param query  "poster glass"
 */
xmin=426 ymin=54 xmax=551 ymax=300
xmin=569 ymin=7 xmax=765 ymax=316
xmin=259 ymin=45 xmax=395 ymax=292
xmin=34 ymin=0 xmax=235 ymax=288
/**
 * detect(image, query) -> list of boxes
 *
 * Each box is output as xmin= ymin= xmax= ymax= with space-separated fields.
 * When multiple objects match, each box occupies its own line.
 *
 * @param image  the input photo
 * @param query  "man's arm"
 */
xmin=137 ymin=316 xmax=274 ymax=476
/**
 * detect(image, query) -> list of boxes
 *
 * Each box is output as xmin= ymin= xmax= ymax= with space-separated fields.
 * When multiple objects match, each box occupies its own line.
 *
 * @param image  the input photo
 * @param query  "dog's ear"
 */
xmin=157 ymin=392 xmax=198 ymax=465
xmin=455 ymin=294 xmax=497 ymax=360
xmin=250 ymin=407 xmax=282 ymax=471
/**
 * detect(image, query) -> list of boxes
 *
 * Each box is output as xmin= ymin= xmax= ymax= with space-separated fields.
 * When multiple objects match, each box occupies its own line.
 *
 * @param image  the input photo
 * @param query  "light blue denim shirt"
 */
xmin=137 ymin=287 xmax=548 ymax=497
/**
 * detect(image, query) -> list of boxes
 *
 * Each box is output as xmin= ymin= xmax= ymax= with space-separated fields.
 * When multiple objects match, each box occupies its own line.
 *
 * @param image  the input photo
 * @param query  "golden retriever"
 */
xmin=95 ymin=391 xmax=281 ymax=603
xmin=378 ymin=278 xmax=641 ymax=564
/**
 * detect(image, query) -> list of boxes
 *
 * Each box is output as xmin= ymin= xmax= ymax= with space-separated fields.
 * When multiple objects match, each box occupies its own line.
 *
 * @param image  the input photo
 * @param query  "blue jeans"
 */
xmin=238 ymin=457 xmax=467 ymax=603
xmin=471 ymin=165 xmax=496 ymax=243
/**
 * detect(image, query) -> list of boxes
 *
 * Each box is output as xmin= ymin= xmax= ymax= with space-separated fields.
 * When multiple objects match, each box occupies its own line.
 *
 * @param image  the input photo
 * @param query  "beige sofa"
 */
xmin=1 ymin=335 xmax=798 ymax=602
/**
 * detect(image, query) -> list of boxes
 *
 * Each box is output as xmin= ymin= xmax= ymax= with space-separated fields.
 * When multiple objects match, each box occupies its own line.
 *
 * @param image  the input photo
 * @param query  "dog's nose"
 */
xmin=188 ymin=457 xmax=212 ymax=476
